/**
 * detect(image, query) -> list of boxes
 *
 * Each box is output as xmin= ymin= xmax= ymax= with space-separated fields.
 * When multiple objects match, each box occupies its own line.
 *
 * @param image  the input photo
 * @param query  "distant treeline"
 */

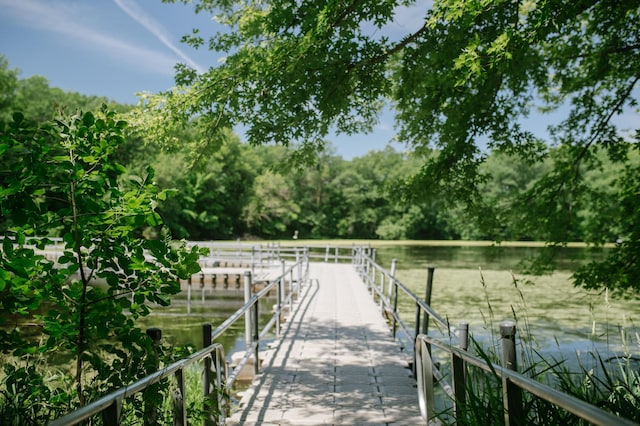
xmin=0 ymin=57 xmax=632 ymax=243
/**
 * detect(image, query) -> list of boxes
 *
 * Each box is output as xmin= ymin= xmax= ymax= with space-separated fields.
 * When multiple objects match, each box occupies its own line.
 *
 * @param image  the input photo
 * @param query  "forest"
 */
xmin=1 ymin=0 xmax=639 ymax=421
xmin=1 ymin=56 xmax=635 ymax=246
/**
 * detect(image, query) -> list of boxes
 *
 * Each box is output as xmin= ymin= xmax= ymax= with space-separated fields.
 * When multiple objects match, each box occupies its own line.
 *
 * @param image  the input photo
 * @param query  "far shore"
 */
xmin=259 ymin=239 xmax=615 ymax=249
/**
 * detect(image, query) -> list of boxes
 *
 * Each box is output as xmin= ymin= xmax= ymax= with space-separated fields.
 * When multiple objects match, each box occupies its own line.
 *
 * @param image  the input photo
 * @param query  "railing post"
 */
xmin=276 ymin=268 xmax=282 ymax=338
xmin=379 ymin=270 xmax=385 ymax=312
xmin=201 ymin=274 xmax=206 ymax=303
xmin=252 ymin=294 xmax=260 ymax=376
xmin=325 ymin=245 xmax=330 ymax=262
xmin=392 ymin=280 xmax=399 ymax=339
xmin=452 ymin=322 xmax=469 ymax=423
xmin=389 ymin=259 xmax=397 ymax=299
xmin=244 ymin=271 xmax=252 ymax=347
xmin=421 ymin=266 xmax=435 ymax=336
xmin=144 ymin=328 xmax=162 ymax=426
xmin=413 ymin=301 xmax=421 ymax=379
xmin=289 ymin=265 xmax=294 ymax=309
xmin=251 ymin=246 xmax=255 ymax=275
xmin=296 ymin=249 xmax=302 ymax=295
xmin=369 ymin=250 xmax=376 ymax=289
xmin=500 ymin=320 xmax=523 ymax=426
xmin=101 ymin=398 xmax=122 ymax=426
xmin=202 ymin=323 xmax=216 ymax=426
xmin=173 ymin=368 xmax=187 ymax=426
xmin=187 ymin=280 xmax=192 ymax=314
xmin=334 ymin=246 xmax=339 ymax=263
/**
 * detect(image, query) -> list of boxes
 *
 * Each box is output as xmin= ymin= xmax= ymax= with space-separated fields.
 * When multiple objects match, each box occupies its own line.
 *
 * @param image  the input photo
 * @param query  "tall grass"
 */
xmin=421 ymin=270 xmax=640 ymax=425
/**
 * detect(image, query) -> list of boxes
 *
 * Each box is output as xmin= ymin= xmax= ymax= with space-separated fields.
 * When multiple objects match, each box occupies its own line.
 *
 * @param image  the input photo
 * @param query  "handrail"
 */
xmin=39 ymin=243 xmax=638 ymax=425
xmin=419 ymin=334 xmax=638 ymax=426
xmin=49 ymin=343 xmax=228 ymax=426
xmin=49 ymin=247 xmax=310 ymax=425
xmin=354 ymin=248 xmax=638 ymax=426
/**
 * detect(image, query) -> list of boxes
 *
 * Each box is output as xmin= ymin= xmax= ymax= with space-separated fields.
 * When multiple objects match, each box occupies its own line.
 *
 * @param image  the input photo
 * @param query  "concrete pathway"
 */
xmin=227 ymin=263 xmax=423 ymax=425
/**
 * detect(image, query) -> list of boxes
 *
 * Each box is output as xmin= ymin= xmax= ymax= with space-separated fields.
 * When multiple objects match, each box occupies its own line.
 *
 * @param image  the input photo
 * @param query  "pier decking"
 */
xmin=227 ymin=263 xmax=422 ymax=425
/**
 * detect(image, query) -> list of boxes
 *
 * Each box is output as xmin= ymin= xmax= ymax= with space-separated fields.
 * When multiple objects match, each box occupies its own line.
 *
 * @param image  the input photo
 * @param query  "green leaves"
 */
xmin=0 ymin=106 xmax=203 ymax=418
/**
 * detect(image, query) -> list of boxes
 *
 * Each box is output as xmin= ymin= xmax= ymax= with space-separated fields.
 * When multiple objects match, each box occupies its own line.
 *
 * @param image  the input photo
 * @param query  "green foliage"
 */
xmin=151 ymin=1 xmax=640 ymax=294
xmin=0 ymin=107 xmax=205 ymax=421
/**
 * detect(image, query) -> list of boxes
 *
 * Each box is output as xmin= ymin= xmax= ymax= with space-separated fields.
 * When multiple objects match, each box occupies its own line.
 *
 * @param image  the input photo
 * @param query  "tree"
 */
xmin=0 ymin=57 xmax=18 ymax=121
xmin=152 ymin=130 xmax=257 ymax=239
xmin=0 ymin=108 xmax=203 ymax=420
xmin=152 ymin=0 xmax=639 ymax=295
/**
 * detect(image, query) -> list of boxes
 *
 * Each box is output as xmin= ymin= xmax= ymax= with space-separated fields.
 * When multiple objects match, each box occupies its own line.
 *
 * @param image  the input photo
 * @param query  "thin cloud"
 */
xmin=113 ymin=0 xmax=205 ymax=73
xmin=0 ymin=0 xmax=178 ymax=76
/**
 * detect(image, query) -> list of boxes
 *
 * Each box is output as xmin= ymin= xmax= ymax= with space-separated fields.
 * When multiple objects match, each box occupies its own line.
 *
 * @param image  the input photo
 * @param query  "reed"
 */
xmin=424 ymin=271 xmax=640 ymax=425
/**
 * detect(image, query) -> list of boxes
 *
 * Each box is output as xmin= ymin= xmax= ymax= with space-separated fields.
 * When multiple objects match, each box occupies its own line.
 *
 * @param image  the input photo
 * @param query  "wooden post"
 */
xmin=421 ymin=266 xmax=435 ymax=336
xmin=144 ymin=328 xmax=162 ymax=426
xmin=202 ymin=323 xmax=216 ymax=426
xmin=101 ymin=398 xmax=122 ymax=426
xmin=452 ymin=322 xmax=469 ymax=423
xmin=173 ymin=368 xmax=187 ymax=426
xmin=500 ymin=320 xmax=523 ymax=426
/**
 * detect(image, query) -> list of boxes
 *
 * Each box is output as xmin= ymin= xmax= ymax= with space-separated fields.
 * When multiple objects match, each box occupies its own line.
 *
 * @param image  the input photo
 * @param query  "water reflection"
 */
xmin=135 ymin=291 xmax=276 ymax=357
xmin=373 ymin=244 xmax=608 ymax=271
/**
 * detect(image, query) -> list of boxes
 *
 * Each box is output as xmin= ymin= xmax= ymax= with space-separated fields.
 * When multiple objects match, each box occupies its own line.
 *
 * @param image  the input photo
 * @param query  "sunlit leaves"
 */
xmin=0 ymin=107 xmax=203 ymax=416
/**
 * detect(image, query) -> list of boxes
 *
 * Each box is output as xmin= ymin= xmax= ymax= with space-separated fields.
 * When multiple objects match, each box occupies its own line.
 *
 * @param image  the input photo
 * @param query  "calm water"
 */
xmin=141 ymin=244 xmax=639 ymax=370
xmin=372 ymin=244 xmax=608 ymax=271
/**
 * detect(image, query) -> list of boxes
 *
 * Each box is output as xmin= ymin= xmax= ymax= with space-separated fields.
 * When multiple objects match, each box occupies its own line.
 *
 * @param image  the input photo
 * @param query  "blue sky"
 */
xmin=2 ymin=1 xmax=636 ymax=159
xmin=0 ymin=0 xmax=423 ymax=159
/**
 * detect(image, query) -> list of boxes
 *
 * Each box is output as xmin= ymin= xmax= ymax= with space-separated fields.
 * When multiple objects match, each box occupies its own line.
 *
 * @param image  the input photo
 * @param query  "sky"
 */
xmin=0 ymin=0 xmax=423 ymax=160
xmin=2 ymin=1 xmax=637 ymax=160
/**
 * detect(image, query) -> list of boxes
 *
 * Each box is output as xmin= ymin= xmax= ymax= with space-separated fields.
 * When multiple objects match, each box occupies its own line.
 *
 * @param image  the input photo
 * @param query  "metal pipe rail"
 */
xmin=49 ymin=343 xmax=228 ymax=426
xmin=416 ymin=334 xmax=638 ymax=426
xmin=357 ymin=251 xmax=456 ymax=347
xmin=49 ymin=252 xmax=310 ymax=425
xmin=354 ymin=247 xmax=638 ymax=426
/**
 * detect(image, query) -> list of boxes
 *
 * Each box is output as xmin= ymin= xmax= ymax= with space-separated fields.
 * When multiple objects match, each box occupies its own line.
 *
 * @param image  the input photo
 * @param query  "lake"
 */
xmin=140 ymin=243 xmax=638 ymax=367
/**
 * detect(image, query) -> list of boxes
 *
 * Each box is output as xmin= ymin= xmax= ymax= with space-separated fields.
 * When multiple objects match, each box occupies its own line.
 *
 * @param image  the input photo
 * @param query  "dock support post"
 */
xmin=500 ymin=320 xmax=522 ymax=426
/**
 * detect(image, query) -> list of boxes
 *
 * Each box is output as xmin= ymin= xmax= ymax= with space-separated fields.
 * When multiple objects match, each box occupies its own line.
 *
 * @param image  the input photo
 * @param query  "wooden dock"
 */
xmin=227 ymin=263 xmax=423 ymax=425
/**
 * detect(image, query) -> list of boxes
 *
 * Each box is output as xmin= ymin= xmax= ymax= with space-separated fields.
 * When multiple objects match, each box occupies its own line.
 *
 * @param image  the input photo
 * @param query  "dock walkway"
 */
xmin=227 ymin=263 xmax=423 ymax=425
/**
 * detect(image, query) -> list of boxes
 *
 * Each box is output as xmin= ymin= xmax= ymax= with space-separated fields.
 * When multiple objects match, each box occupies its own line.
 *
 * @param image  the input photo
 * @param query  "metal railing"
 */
xmin=41 ymin=243 xmax=637 ymax=425
xmin=49 ymin=247 xmax=310 ymax=425
xmin=355 ymin=248 xmax=638 ymax=426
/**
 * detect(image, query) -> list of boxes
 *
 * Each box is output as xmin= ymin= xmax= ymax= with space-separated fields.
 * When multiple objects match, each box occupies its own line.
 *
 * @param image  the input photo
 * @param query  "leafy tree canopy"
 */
xmin=150 ymin=0 xmax=640 ymax=295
